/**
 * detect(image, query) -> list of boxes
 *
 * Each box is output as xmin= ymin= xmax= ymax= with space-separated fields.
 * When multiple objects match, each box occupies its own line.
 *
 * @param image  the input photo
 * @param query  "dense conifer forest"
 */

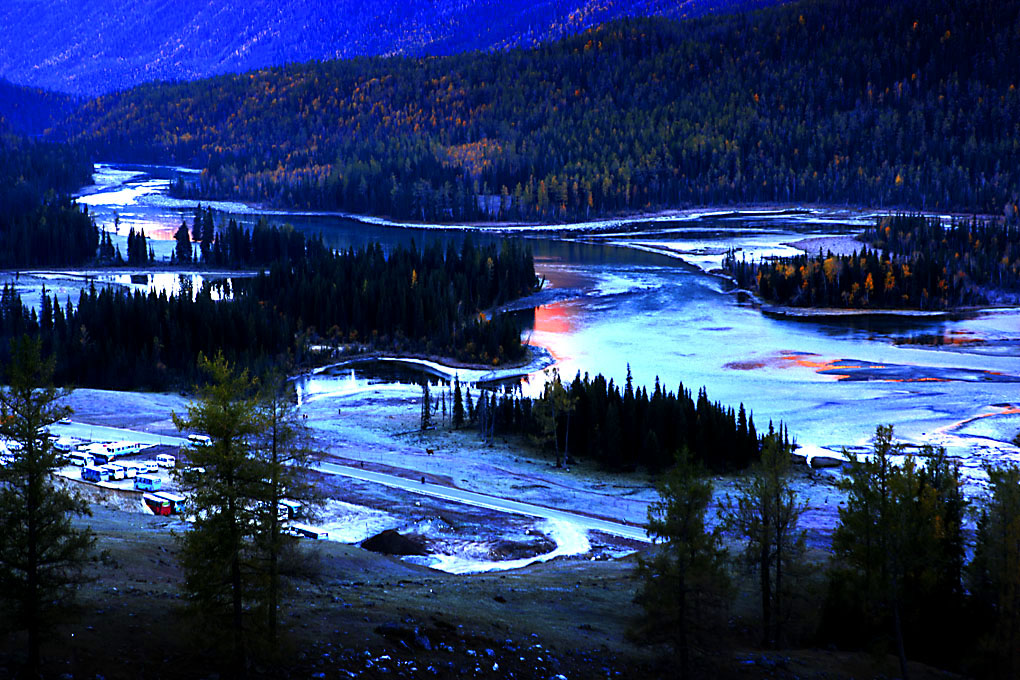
xmin=0 ymin=238 xmax=537 ymax=389
xmin=58 ymin=0 xmax=1020 ymax=222
xmin=0 ymin=122 xmax=97 ymax=268
xmin=0 ymin=79 xmax=79 ymax=136
xmin=724 ymin=214 xmax=1020 ymax=309
xmin=464 ymin=370 xmax=773 ymax=472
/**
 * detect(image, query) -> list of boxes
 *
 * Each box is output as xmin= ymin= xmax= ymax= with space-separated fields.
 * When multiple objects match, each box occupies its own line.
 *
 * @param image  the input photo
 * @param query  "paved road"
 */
xmin=313 ymin=460 xmax=651 ymax=543
xmin=49 ymin=421 xmax=651 ymax=544
xmin=50 ymin=421 xmax=187 ymax=448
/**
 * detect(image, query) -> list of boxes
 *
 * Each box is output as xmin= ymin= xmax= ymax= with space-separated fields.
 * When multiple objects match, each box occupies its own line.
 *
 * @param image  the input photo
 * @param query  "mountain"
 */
xmin=59 ymin=0 xmax=1020 ymax=221
xmin=0 ymin=0 xmax=783 ymax=96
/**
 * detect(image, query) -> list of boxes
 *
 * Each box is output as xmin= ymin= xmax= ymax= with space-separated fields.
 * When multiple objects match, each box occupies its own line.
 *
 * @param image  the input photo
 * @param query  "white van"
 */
xmin=114 ymin=462 xmax=138 ymax=478
xmin=155 ymin=454 xmax=176 ymax=469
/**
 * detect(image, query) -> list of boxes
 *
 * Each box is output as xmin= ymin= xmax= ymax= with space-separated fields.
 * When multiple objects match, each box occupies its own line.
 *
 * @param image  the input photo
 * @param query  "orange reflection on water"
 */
xmin=940 ymin=403 xmax=1020 ymax=434
xmin=534 ymin=301 xmax=573 ymax=335
xmin=883 ymin=377 xmax=951 ymax=383
xmin=529 ymin=301 xmax=577 ymax=362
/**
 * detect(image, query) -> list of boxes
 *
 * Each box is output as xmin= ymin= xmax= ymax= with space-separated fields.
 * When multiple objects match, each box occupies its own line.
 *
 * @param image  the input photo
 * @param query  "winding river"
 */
xmin=66 ymin=163 xmax=1020 ymax=492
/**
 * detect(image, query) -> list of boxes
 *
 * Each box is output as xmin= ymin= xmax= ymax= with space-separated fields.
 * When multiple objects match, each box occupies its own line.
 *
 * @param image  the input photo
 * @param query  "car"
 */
xmin=58 ymin=417 xmax=71 ymax=424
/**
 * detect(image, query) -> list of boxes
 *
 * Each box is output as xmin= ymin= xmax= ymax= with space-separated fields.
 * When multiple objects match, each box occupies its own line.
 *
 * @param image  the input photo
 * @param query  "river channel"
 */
xmin=64 ymin=163 xmax=1020 ymax=492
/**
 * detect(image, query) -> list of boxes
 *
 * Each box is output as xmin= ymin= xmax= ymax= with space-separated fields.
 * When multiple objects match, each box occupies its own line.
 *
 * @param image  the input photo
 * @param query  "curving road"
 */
xmin=50 ymin=421 xmax=187 ymax=448
xmin=50 ymin=419 xmax=651 ymax=544
xmin=312 ymin=460 xmax=651 ymax=543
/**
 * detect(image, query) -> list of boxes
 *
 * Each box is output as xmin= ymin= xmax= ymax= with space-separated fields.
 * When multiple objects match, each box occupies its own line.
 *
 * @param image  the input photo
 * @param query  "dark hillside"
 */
xmin=0 ymin=79 xmax=79 ymax=136
xmin=58 ymin=0 xmax=1020 ymax=222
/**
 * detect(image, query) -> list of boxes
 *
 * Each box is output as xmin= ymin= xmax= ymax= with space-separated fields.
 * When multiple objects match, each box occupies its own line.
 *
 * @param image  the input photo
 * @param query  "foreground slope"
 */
xmin=60 ymin=0 xmax=1020 ymax=221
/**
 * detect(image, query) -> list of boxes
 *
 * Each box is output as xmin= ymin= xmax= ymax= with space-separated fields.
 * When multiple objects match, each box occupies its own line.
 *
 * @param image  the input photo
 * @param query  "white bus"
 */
xmin=135 ymin=475 xmax=163 ymax=491
xmin=67 ymin=452 xmax=95 ymax=467
xmin=187 ymin=434 xmax=212 ymax=447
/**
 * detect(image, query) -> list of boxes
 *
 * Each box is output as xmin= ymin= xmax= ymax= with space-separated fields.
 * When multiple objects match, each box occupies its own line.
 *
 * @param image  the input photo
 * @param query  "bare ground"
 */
xmin=2 ymin=386 xmax=970 ymax=679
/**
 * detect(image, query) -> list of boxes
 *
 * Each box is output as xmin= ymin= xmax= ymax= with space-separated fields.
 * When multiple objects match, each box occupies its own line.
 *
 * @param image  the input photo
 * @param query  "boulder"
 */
xmin=361 ymin=529 xmax=428 ymax=556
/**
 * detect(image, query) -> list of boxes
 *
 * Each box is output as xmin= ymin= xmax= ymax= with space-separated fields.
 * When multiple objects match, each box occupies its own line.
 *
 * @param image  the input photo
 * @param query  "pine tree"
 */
xmin=253 ymin=374 xmax=321 ymax=649
xmin=452 ymin=375 xmax=465 ymax=429
xmin=172 ymin=353 xmax=265 ymax=677
xmin=634 ymin=449 xmax=729 ymax=675
xmin=420 ymin=381 xmax=432 ymax=431
xmin=969 ymin=462 xmax=1020 ymax=677
xmin=722 ymin=433 xmax=806 ymax=646
xmin=827 ymin=425 xmax=965 ymax=679
xmin=0 ymin=337 xmax=94 ymax=677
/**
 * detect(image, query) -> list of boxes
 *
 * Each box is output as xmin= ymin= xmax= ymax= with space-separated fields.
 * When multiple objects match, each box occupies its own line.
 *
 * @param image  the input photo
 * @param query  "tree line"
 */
xmin=172 ymin=206 xmax=313 ymax=268
xmin=724 ymin=213 xmax=1020 ymax=310
xmin=0 ymin=125 xmax=98 ymax=268
xmin=638 ymin=424 xmax=1020 ymax=679
xmin=865 ymin=214 xmax=1020 ymax=292
xmin=0 ymin=238 xmax=537 ymax=390
xmin=723 ymin=243 xmax=983 ymax=310
xmin=59 ymin=0 xmax=1020 ymax=222
xmin=438 ymin=367 xmax=778 ymax=473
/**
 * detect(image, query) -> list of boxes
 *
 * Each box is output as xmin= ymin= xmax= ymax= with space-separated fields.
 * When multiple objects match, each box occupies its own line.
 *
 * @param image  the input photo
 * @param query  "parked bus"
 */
xmin=143 ymin=493 xmax=171 ymax=516
xmin=101 ymin=464 xmax=124 ymax=481
xmin=278 ymin=499 xmax=302 ymax=521
xmin=82 ymin=466 xmax=107 ymax=483
xmin=187 ymin=434 xmax=212 ymax=447
xmin=67 ymin=452 xmax=95 ymax=467
xmin=110 ymin=462 xmax=137 ymax=479
xmin=104 ymin=441 xmax=141 ymax=459
xmin=290 ymin=524 xmax=328 ymax=540
xmin=135 ymin=475 xmax=163 ymax=492
xmin=155 ymin=454 xmax=176 ymax=468
xmin=152 ymin=492 xmax=186 ymax=515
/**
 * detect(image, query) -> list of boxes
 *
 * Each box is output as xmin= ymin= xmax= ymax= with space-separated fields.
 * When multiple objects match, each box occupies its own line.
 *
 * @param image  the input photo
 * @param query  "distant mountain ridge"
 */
xmin=0 ymin=0 xmax=782 ymax=95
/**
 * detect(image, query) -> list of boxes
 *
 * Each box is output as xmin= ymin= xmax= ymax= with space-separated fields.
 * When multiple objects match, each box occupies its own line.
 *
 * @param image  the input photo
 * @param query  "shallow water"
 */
xmin=78 ymin=163 xmax=1020 ymax=494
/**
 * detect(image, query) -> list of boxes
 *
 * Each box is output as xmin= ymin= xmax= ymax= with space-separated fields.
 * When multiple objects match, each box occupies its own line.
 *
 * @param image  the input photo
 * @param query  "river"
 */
xmin=67 ymin=163 xmax=1020 ymax=493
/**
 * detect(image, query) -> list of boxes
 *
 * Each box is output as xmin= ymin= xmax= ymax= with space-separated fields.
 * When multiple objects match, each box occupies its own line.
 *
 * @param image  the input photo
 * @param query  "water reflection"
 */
xmin=72 ymin=163 xmax=1020 ymax=483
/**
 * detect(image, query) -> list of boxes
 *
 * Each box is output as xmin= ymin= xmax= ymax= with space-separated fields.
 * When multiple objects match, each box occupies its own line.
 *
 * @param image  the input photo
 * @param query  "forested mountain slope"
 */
xmin=0 ymin=79 xmax=79 ymax=136
xmin=0 ymin=123 xmax=97 ymax=267
xmin=0 ymin=0 xmax=780 ymax=96
xmin=59 ymin=0 xmax=1020 ymax=221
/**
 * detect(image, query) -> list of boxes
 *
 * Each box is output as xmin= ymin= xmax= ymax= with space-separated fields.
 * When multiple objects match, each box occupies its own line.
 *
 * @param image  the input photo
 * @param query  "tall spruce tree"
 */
xmin=722 ymin=433 xmax=806 ymax=647
xmin=253 ymin=374 xmax=321 ymax=648
xmin=969 ymin=462 xmax=1020 ymax=677
xmin=828 ymin=425 xmax=966 ymax=679
xmin=0 ymin=337 xmax=94 ymax=678
xmin=634 ymin=449 xmax=729 ymax=675
xmin=172 ymin=353 xmax=265 ymax=677
xmin=452 ymin=375 xmax=465 ymax=429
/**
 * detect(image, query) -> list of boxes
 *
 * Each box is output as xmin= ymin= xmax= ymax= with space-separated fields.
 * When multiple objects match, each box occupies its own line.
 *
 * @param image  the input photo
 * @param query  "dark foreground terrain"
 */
xmin=0 ymin=505 xmax=966 ymax=680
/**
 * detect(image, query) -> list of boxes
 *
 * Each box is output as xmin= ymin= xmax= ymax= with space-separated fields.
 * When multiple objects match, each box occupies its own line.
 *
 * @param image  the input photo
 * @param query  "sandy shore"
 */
xmin=785 ymin=234 xmax=868 ymax=256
